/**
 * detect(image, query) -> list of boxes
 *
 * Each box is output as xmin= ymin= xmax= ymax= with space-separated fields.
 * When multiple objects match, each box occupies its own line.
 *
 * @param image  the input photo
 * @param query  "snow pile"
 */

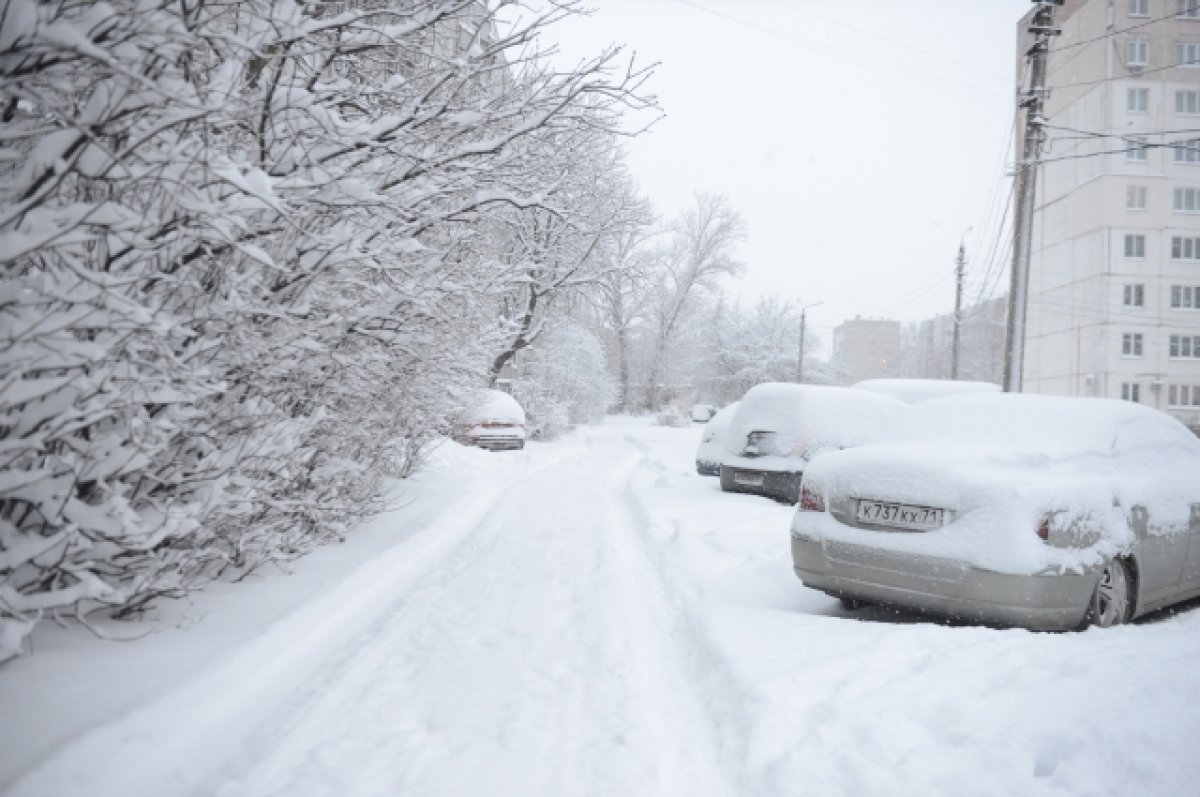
xmin=851 ymin=378 xmax=1000 ymax=403
xmin=798 ymin=393 xmax=1200 ymax=574
xmin=722 ymin=383 xmax=907 ymax=472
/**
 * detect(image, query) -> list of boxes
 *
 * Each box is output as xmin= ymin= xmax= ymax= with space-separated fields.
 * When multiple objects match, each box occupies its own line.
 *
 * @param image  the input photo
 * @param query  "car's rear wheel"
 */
xmin=1085 ymin=558 xmax=1133 ymax=628
xmin=839 ymin=596 xmax=867 ymax=611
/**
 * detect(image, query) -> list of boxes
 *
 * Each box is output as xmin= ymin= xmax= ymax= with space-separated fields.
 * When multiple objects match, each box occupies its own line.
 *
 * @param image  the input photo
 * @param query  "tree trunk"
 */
xmin=489 ymin=287 xmax=539 ymax=386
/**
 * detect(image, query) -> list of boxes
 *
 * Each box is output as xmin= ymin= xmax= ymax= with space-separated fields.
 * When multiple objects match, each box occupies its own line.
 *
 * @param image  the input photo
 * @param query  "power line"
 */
xmin=669 ymin=0 xmax=1013 ymax=111
xmin=1045 ymin=54 xmax=1200 ymax=90
xmin=1044 ymin=121 xmax=1200 ymax=139
xmin=761 ymin=0 xmax=1010 ymax=84
xmin=1052 ymin=7 xmax=1190 ymax=53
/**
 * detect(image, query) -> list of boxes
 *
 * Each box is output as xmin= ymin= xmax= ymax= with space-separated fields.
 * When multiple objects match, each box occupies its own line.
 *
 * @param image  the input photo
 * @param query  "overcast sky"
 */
xmin=540 ymin=0 xmax=1033 ymax=348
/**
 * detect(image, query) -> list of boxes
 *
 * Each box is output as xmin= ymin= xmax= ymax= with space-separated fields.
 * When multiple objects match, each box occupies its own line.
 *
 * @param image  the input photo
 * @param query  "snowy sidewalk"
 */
xmin=0 ymin=436 xmax=585 ymax=796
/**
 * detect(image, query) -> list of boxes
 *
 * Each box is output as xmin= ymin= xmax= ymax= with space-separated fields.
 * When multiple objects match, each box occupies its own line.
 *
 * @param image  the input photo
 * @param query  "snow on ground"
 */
xmin=4 ymin=418 xmax=1200 ymax=796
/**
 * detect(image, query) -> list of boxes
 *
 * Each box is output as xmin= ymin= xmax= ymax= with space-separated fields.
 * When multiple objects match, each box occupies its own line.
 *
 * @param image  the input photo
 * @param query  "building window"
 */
xmin=1170 ymin=334 xmax=1200 ymax=357
xmin=1169 ymin=384 xmax=1200 ymax=407
xmin=1122 ymin=383 xmax=1142 ymax=402
xmin=1175 ymin=187 xmax=1200 ymax=211
xmin=1126 ymin=136 xmax=1149 ymax=160
xmin=1178 ymin=42 xmax=1200 ymax=65
xmin=1124 ymin=284 xmax=1146 ymax=306
xmin=1175 ymin=139 xmax=1200 ymax=163
xmin=1125 ymin=233 xmax=1147 ymax=257
xmin=1123 ymin=333 xmax=1145 ymax=356
xmin=1171 ymin=284 xmax=1200 ymax=307
xmin=1173 ymin=236 xmax=1200 ymax=259
xmin=1132 ymin=0 xmax=1150 ymax=13
xmin=1178 ymin=90 xmax=1200 ymax=114
xmin=1127 ymin=185 xmax=1148 ymax=209
xmin=1181 ymin=0 xmax=1200 ymax=17
xmin=1129 ymin=39 xmax=1150 ymax=66
xmin=1128 ymin=87 xmax=1150 ymax=112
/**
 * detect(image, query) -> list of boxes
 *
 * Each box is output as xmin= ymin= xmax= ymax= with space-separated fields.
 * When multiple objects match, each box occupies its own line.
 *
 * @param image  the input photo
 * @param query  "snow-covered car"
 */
xmin=454 ymin=390 xmax=526 ymax=451
xmin=656 ymin=406 xmax=690 ymax=427
xmin=690 ymin=404 xmax=717 ymax=423
xmin=791 ymin=393 xmax=1200 ymax=631
xmin=695 ymin=402 xmax=738 ymax=476
xmin=719 ymin=384 xmax=907 ymax=503
xmin=851 ymin=378 xmax=1000 ymax=404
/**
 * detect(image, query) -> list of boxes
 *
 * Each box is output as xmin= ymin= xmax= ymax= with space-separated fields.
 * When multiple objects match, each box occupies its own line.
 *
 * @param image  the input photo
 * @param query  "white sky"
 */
xmin=540 ymin=0 xmax=1033 ymax=347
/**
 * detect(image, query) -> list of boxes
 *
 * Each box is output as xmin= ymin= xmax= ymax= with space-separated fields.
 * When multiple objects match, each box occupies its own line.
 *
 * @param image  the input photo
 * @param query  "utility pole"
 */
xmin=797 ymin=300 xmax=824 ymax=383
xmin=1003 ymin=0 xmax=1061 ymax=393
xmin=952 ymin=242 xmax=966 ymax=380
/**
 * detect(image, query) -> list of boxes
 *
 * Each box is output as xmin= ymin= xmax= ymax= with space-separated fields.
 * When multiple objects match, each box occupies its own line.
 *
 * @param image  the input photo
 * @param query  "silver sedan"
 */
xmin=790 ymin=393 xmax=1200 ymax=631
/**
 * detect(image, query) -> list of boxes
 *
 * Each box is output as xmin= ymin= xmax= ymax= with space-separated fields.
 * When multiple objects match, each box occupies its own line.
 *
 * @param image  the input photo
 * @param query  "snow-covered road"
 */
xmin=6 ymin=418 xmax=1200 ymax=797
xmin=211 ymin=435 xmax=739 ymax=797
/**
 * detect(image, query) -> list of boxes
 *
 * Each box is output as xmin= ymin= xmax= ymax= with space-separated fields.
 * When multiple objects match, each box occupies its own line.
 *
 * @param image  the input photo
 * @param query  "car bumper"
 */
xmin=790 ymin=534 xmax=1098 ymax=631
xmin=720 ymin=466 xmax=802 ymax=503
xmin=466 ymin=435 xmax=525 ymax=451
xmin=696 ymin=459 xmax=721 ymax=476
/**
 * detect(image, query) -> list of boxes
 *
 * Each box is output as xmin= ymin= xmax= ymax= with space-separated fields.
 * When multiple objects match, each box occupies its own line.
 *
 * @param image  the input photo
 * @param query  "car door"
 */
xmin=1112 ymin=418 xmax=1195 ymax=607
xmin=1183 ymin=503 xmax=1200 ymax=596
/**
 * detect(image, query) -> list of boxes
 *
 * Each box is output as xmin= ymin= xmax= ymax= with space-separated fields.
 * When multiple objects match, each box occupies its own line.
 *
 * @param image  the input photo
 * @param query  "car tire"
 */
xmin=1083 ymin=558 xmax=1134 ymax=629
xmin=839 ymin=596 xmax=867 ymax=611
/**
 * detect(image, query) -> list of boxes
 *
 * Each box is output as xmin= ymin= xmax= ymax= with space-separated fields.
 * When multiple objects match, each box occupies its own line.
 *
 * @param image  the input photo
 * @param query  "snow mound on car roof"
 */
xmin=852 ymin=378 xmax=1000 ymax=404
xmin=799 ymin=393 xmax=1200 ymax=574
xmin=723 ymin=383 xmax=906 ymax=462
xmin=462 ymin=389 xmax=525 ymax=425
xmin=881 ymin=392 xmax=1165 ymax=454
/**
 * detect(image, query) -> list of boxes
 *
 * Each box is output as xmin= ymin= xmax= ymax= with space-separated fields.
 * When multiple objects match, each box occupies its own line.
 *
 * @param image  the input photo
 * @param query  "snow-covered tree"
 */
xmin=0 ymin=0 xmax=656 ymax=661
xmin=642 ymin=194 xmax=745 ymax=409
xmin=591 ymin=203 xmax=658 ymax=411
xmin=510 ymin=319 xmax=615 ymax=439
xmin=695 ymin=298 xmax=807 ymax=404
xmin=484 ymin=134 xmax=652 ymax=387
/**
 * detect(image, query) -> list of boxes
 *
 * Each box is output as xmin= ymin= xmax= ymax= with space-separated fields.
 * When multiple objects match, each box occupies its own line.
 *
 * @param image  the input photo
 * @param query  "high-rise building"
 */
xmin=1020 ymin=0 xmax=1200 ymax=430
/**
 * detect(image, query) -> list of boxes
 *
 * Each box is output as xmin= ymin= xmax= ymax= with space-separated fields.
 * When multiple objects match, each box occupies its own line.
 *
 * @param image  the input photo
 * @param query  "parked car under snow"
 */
xmin=719 ymin=384 xmax=907 ymax=503
xmin=454 ymin=390 xmax=526 ymax=451
xmin=695 ymin=402 xmax=738 ymax=476
xmin=791 ymin=393 xmax=1200 ymax=631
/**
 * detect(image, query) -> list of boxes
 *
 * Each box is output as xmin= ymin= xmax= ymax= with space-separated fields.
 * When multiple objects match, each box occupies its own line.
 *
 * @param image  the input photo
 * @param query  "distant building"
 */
xmin=833 ymin=317 xmax=903 ymax=383
xmin=911 ymin=298 xmax=1006 ymax=383
xmin=1019 ymin=0 xmax=1200 ymax=430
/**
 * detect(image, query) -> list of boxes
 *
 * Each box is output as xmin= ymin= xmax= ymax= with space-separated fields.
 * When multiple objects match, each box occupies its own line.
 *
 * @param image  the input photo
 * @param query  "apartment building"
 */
xmin=833 ymin=317 xmax=903 ymax=383
xmin=1020 ymin=0 xmax=1200 ymax=430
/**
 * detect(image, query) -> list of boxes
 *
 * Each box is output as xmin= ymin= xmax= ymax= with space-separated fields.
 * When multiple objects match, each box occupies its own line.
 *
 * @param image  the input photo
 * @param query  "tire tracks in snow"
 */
xmin=598 ymin=441 xmax=754 ymax=797
xmin=3 ymin=444 xmax=583 ymax=797
xmin=211 ymin=430 xmax=747 ymax=796
xmin=614 ymin=430 xmax=761 ymax=795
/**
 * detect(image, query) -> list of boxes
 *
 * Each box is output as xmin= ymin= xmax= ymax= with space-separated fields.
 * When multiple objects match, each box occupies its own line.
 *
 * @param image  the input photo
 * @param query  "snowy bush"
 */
xmin=511 ymin=321 xmax=616 ymax=439
xmin=0 ymin=0 xmax=654 ymax=661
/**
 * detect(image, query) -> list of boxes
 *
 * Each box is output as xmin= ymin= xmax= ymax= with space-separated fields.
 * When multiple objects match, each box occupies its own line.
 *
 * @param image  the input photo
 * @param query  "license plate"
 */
xmin=733 ymin=471 xmax=765 ymax=487
xmin=856 ymin=500 xmax=944 ymax=530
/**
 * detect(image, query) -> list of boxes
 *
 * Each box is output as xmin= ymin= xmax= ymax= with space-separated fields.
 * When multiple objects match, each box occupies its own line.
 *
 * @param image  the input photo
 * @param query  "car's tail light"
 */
xmin=799 ymin=483 xmax=825 ymax=512
xmin=1036 ymin=514 xmax=1051 ymax=541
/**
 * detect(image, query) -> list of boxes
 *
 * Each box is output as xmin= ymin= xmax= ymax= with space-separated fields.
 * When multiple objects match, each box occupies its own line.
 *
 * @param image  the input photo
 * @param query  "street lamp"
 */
xmin=797 ymin=300 xmax=825 ymax=383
